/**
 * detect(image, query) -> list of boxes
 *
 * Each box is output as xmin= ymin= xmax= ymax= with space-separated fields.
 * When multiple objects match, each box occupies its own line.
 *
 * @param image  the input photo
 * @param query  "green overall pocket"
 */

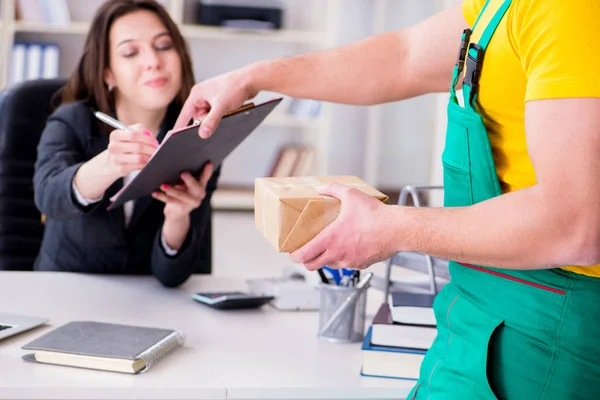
xmin=442 ymin=100 xmax=502 ymax=208
xmin=442 ymin=101 xmax=475 ymax=207
xmin=413 ymin=284 xmax=504 ymax=399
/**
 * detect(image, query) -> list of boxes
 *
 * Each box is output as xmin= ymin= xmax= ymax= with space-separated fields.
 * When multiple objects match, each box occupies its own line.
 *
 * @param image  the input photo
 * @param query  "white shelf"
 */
xmin=12 ymin=21 xmax=324 ymax=45
xmin=211 ymin=188 xmax=254 ymax=211
xmin=180 ymin=24 xmax=324 ymax=44
xmin=13 ymin=21 xmax=89 ymax=34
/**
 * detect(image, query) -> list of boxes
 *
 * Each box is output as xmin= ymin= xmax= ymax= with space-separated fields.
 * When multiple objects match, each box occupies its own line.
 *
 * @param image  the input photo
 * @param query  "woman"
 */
xmin=33 ymin=0 xmax=219 ymax=287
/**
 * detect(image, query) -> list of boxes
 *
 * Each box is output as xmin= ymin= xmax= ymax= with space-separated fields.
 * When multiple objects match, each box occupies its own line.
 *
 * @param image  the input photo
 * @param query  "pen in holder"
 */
xmin=317 ymin=272 xmax=372 ymax=343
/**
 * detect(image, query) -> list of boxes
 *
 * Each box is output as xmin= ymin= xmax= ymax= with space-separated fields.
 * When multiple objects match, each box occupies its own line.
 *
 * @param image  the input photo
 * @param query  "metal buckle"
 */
xmin=463 ymin=43 xmax=484 ymax=90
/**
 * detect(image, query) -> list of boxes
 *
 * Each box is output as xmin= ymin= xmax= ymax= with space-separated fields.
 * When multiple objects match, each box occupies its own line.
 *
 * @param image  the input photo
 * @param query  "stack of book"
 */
xmin=361 ymin=291 xmax=438 ymax=380
xmin=10 ymin=42 xmax=60 ymax=86
xmin=268 ymin=144 xmax=316 ymax=178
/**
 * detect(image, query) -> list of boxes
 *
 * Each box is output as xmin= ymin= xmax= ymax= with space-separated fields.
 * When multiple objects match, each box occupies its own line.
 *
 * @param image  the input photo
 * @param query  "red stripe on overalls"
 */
xmin=458 ymin=262 xmax=567 ymax=295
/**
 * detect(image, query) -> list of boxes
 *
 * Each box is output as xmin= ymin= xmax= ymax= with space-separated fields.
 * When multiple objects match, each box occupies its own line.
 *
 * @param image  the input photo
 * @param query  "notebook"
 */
xmin=361 ymin=326 xmax=426 ymax=380
xmin=390 ymin=291 xmax=436 ymax=326
xmin=108 ymin=97 xmax=282 ymax=209
xmin=21 ymin=321 xmax=185 ymax=374
xmin=371 ymin=303 xmax=436 ymax=350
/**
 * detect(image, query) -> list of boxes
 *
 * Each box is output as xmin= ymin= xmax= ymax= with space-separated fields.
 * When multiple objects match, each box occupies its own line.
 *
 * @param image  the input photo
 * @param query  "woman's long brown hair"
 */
xmin=60 ymin=0 xmax=195 ymax=131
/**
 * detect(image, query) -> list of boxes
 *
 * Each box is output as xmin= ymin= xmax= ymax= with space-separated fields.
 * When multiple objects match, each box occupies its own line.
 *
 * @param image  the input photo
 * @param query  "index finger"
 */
xmin=174 ymin=92 xmax=207 ymax=130
xmin=198 ymin=162 xmax=214 ymax=188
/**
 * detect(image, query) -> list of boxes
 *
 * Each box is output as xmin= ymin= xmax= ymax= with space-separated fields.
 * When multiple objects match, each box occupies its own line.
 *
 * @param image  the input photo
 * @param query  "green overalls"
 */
xmin=407 ymin=1 xmax=600 ymax=398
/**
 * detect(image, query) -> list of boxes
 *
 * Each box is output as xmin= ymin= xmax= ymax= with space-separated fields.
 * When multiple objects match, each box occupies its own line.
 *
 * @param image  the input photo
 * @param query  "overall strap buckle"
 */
xmin=463 ymin=43 xmax=484 ymax=92
xmin=456 ymin=29 xmax=472 ymax=75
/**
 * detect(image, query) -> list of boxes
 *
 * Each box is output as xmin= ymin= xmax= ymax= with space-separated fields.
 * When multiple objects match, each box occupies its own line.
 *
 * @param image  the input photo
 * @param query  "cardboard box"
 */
xmin=255 ymin=176 xmax=389 ymax=252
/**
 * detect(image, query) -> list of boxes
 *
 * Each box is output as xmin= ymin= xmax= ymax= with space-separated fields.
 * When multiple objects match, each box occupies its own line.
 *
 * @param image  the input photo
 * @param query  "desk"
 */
xmin=0 ymin=272 xmax=414 ymax=399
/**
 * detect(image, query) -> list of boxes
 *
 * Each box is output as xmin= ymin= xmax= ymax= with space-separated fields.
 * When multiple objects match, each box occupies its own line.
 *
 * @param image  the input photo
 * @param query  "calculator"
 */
xmin=192 ymin=291 xmax=275 ymax=310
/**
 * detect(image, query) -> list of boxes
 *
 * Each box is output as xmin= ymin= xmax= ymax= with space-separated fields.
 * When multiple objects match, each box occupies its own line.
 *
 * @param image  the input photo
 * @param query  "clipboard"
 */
xmin=108 ymin=97 xmax=282 ymax=210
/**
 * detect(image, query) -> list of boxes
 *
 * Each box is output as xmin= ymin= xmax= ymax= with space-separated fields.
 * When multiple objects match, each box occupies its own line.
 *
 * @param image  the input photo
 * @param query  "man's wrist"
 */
xmin=243 ymin=61 xmax=270 ymax=95
xmin=388 ymin=205 xmax=414 ymax=255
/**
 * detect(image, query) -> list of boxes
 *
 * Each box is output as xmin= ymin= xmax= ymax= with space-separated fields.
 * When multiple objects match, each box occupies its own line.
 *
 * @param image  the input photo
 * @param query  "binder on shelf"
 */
xmin=41 ymin=44 xmax=60 ymax=79
xmin=268 ymin=144 xmax=317 ymax=178
xmin=10 ymin=42 xmax=60 ymax=86
xmin=25 ymin=44 xmax=43 ymax=81
xmin=10 ymin=43 xmax=27 ymax=85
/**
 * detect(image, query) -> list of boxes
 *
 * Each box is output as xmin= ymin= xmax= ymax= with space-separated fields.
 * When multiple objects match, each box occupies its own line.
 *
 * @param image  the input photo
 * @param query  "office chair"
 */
xmin=0 ymin=78 xmax=67 ymax=270
xmin=379 ymin=185 xmax=451 ymax=299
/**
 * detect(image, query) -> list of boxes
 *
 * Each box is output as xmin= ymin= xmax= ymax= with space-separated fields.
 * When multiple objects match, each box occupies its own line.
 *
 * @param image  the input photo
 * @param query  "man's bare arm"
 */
xmin=393 ymin=98 xmax=600 ymax=269
xmin=176 ymin=5 xmax=467 ymax=135
xmin=247 ymin=4 xmax=467 ymax=105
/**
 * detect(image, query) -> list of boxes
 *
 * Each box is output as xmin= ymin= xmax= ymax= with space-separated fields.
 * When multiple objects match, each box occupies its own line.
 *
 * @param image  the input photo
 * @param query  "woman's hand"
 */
xmin=152 ymin=163 xmax=214 ymax=252
xmin=73 ymin=124 xmax=158 ymax=201
xmin=105 ymin=124 xmax=159 ymax=179
xmin=152 ymin=163 xmax=214 ymax=222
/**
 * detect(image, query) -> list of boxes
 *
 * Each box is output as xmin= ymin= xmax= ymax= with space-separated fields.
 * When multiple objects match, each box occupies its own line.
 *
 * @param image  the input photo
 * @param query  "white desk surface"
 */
xmin=0 ymin=271 xmax=414 ymax=400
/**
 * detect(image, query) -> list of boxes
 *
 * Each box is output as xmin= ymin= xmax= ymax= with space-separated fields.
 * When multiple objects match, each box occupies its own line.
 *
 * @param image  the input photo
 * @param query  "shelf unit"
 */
xmin=10 ymin=20 xmax=326 ymax=44
xmin=0 ymin=0 xmax=341 ymax=211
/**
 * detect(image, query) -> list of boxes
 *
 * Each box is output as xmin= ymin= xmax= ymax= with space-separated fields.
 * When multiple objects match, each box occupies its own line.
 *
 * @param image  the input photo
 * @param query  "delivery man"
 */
xmin=175 ymin=0 xmax=600 ymax=397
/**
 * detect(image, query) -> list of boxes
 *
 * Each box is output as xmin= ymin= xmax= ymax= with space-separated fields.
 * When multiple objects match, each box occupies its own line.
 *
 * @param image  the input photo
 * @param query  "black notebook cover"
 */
xmin=108 ymin=98 xmax=282 ymax=209
xmin=391 ymin=292 xmax=436 ymax=308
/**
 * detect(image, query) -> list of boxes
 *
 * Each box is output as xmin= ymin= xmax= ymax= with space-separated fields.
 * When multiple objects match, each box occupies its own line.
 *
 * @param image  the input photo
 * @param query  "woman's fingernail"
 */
xmin=153 ymin=139 xmax=159 ymax=146
xmin=144 ymin=130 xmax=153 ymax=136
xmin=182 ymin=172 xmax=191 ymax=178
xmin=161 ymin=184 xmax=168 ymax=190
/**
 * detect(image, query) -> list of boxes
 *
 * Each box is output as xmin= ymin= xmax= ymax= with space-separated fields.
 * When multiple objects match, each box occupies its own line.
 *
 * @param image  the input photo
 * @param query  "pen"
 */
xmin=323 ymin=266 xmax=341 ymax=286
xmin=318 ymin=273 xmax=373 ymax=336
xmin=340 ymin=268 xmax=354 ymax=287
xmin=350 ymin=270 xmax=360 ymax=287
xmin=317 ymin=268 xmax=329 ymax=285
xmin=94 ymin=111 xmax=131 ymax=131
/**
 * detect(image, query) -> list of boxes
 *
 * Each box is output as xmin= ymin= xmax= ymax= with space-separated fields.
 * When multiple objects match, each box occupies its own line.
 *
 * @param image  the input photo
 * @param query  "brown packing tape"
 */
xmin=279 ymin=197 xmax=341 ymax=252
xmin=255 ymin=176 xmax=389 ymax=252
xmin=260 ymin=176 xmax=348 ymax=251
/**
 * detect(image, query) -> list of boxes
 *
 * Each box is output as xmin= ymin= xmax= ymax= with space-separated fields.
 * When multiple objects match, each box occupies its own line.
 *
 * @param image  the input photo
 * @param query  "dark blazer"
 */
xmin=33 ymin=101 xmax=220 ymax=287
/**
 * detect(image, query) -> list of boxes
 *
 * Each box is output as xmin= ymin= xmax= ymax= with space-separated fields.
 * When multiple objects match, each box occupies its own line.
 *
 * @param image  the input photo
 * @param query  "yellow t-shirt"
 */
xmin=462 ymin=0 xmax=600 ymax=277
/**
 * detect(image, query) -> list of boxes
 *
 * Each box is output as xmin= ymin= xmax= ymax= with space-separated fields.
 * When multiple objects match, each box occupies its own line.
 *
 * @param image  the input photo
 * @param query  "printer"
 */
xmin=196 ymin=0 xmax=284 ymax=30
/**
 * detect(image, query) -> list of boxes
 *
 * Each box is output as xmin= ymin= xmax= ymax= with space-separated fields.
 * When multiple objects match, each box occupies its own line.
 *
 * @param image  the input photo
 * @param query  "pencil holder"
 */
xmin=317 ymin=283 xmax=367 ymax=343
